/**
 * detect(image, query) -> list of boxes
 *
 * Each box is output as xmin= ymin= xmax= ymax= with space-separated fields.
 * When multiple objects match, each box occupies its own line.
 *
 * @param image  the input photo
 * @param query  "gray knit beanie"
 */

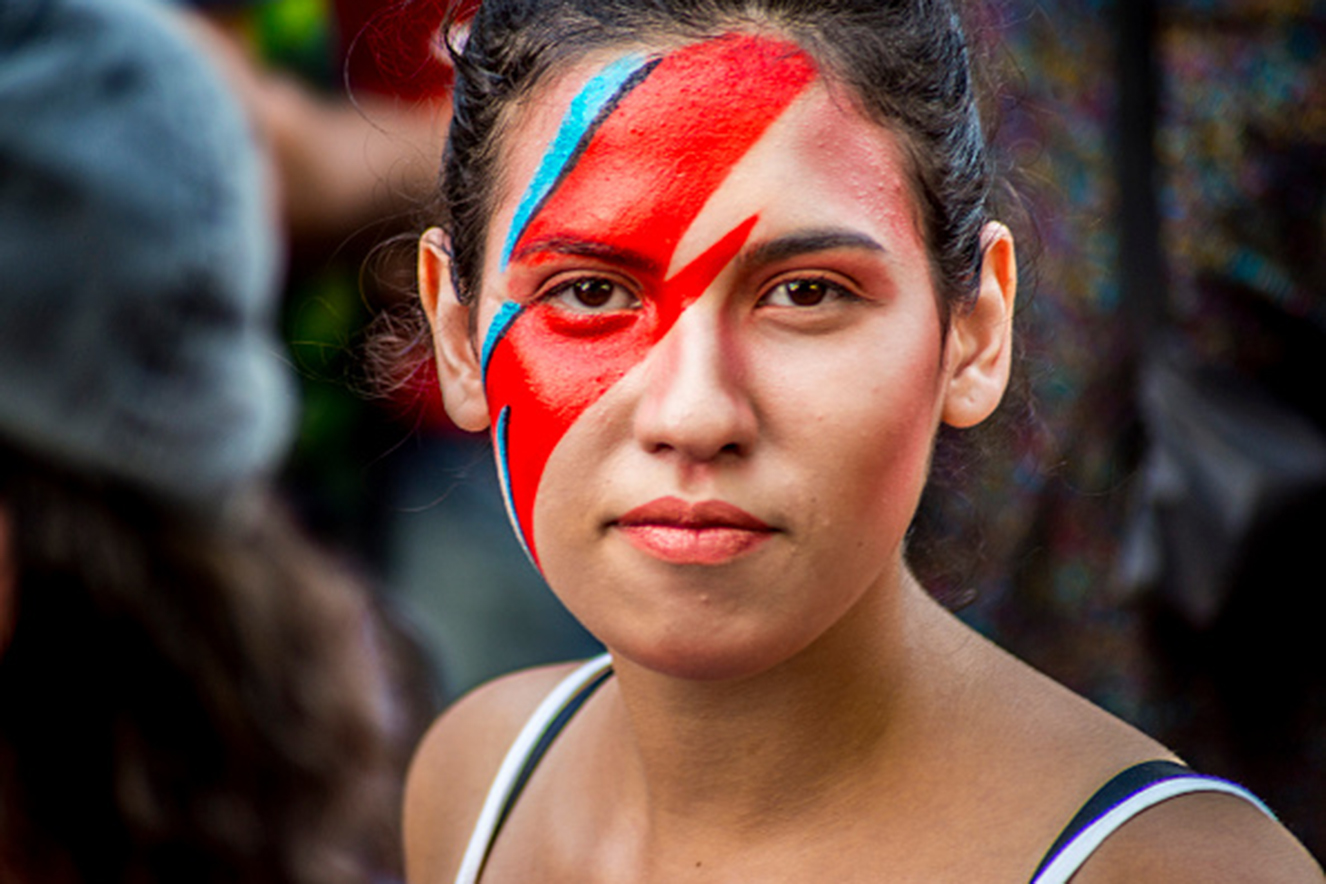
xmin=0 ymin=0 xmax=295 ymax=508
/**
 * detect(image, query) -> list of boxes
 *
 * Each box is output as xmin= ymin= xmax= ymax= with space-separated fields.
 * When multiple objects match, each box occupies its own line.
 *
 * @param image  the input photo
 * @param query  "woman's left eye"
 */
xmin=758 ymin=278 xmax=856 ymax=308
xmin=542 ymin=277 xmax=639 ymax=313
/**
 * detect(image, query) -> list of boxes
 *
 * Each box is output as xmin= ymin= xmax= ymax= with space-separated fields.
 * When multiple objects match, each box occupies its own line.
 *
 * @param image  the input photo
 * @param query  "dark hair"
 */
xmin=439 ymin=0 xmax=995 ymax=320
xmin=0 ymin=441 xmax=397 ymax=884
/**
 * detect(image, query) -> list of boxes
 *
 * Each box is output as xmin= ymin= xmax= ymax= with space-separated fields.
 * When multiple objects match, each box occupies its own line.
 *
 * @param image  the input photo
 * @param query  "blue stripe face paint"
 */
xmin=493 ymin=404 xmax=534 ymax=564
xmin=481 ymin=299 xmax=526 ymax=382
xmin=498 ymin=52 xmax=652 ymax=271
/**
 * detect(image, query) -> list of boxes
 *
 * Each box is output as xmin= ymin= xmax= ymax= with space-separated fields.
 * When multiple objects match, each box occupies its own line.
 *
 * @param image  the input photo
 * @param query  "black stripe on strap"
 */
xmin=1029 ymin=760 xmax=1194 ymax=882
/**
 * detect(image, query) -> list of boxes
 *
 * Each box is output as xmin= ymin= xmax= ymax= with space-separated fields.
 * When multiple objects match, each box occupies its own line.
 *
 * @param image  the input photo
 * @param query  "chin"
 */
xmin=608 ymin=625 xmax=809 ymax=683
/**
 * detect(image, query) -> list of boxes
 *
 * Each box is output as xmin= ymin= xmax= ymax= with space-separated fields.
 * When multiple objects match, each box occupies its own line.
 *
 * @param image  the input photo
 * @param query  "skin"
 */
xmin=407 ymin=35 xmax=1325 ymax=884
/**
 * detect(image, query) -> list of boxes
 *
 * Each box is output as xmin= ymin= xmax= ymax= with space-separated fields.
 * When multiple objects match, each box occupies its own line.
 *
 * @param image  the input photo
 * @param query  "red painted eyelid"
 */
xmin=504 ymin=256 xmax=644 ymax=303
xmin=533 ymin=266 xmax=645 ymax=302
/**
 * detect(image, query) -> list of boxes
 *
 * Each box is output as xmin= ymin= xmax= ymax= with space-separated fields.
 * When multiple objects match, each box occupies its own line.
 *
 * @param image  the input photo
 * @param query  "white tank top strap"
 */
xmin=1029 ymin=762 xmax=1276 ymax=884
xmin=453 ymin=653 xmax=614 ymax=884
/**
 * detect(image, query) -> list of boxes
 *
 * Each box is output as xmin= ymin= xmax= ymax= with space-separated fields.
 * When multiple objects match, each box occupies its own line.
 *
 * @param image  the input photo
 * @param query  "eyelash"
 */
xmin=538 ymin=275 xmax=641 ymax=313
xmin=757 ymin=276 xmax=861 ymax=309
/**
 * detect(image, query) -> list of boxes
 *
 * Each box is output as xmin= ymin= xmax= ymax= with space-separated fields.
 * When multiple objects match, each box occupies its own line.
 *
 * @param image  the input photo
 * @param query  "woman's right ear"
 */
xmin=419 ymin=228 xmax=491 ymax=432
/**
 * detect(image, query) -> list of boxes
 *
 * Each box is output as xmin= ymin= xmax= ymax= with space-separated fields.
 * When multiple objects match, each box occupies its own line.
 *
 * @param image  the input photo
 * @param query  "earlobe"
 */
xmin=942 ymin=222 xmax=1017 ymax=429
xmin=419 ymin=227 xmax=491 ymax=432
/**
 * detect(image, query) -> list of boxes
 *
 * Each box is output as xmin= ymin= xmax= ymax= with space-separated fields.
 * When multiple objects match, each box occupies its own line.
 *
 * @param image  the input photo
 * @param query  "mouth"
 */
xmin=613 ymin=496 xmax=775 ymax=565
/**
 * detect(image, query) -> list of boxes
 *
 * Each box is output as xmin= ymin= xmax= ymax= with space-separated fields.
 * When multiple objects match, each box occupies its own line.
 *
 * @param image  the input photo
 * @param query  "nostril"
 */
xmin=645 ymin=438 xmax=745 ymax=461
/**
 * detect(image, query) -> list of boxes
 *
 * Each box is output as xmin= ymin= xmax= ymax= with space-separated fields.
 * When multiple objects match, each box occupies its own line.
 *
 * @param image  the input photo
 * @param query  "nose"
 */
xmin=633 ymin=301 xmax=757 ymax=463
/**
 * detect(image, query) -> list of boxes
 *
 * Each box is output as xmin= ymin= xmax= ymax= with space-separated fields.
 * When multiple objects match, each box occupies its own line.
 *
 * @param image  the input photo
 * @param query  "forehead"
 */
xmin=488 ymin=35 xmax=925 ymax=279
xmin=495 ymin=36 xmax=809 ymax=187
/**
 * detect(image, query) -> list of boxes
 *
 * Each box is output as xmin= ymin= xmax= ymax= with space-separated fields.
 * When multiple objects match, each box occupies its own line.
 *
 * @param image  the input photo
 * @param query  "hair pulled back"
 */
xmin=441 ymin=0 xmax=993 ymax=318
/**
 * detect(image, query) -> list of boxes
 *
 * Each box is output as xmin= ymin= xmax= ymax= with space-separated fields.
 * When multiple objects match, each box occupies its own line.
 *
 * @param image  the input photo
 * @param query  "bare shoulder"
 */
xmin=953 ymin=632 xmax=1319 ymax=882
xmin=1073 ymin=790 xmax=1324 ymax=884
xmin=402 ymin=660 xmax=591 ymax=884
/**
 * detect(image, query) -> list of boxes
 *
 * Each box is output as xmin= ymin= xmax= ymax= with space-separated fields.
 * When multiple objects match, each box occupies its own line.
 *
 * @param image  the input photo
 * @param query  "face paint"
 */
xmin=483 ymin=34 xmax=817 ymax=564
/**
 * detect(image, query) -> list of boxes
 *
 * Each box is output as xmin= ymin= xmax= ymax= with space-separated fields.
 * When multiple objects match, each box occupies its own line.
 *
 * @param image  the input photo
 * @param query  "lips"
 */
xmin=614 ymin=496 xmax=774 ymax=565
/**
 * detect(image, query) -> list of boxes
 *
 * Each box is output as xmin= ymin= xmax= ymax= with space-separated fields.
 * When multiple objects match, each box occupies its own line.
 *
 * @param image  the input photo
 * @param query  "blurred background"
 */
xmin=173 ymin=0 xmax=1324 ymax=858
xmin=957 ymin=0 xmax=1326 ymax=857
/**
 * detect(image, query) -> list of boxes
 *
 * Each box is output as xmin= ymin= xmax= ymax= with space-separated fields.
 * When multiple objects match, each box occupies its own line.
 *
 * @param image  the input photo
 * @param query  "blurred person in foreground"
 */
xmin=180 ymin=0 xmax=601 ymax=700
xmin=0 ymin=0 xmax=398 ymax=880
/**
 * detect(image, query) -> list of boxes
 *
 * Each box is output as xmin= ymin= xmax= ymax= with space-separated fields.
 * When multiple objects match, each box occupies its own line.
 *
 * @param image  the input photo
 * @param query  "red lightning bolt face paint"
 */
xmin=481 ymin=34 xmax=817 ymax=565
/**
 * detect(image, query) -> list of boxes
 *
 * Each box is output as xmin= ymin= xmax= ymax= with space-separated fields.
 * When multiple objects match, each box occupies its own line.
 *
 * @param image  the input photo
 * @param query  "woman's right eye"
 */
xmin=542 ymin=277 xmax=640 ymax=313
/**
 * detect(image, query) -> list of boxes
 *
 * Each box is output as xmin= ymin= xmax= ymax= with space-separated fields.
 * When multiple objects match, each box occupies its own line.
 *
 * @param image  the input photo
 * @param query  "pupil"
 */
xmin=787 ymin=280 xmax=825 ymax=306
xmin=574 ymin=279 xmax=614 ymax=307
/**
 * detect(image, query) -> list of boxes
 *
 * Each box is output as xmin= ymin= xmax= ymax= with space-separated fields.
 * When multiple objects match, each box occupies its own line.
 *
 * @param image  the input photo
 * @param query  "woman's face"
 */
xmin=426 ymin=34 xmax=1014 ymax=679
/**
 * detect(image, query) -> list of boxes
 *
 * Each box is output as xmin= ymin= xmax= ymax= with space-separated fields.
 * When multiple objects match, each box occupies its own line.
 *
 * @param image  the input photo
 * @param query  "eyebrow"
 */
xmin=508 ymin=235 xmax=664 ymax=275
xmin=740 ymin=229 xmax=887 ymax=268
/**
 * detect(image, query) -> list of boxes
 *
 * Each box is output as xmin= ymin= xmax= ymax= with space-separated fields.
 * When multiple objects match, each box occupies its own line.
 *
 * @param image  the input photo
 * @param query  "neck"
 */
xmin=596 ymin=567 xmax=974 ymax=846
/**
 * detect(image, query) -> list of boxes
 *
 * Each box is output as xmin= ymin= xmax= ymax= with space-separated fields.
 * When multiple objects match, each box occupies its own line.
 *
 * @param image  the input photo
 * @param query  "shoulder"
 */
xmin=952 ymin=636 xmax=1320 ymax=882
xmin=1072 ymin=788 xmax=1324 ymax=884
xmin=402 ymin=659 xmax=592 ymax=884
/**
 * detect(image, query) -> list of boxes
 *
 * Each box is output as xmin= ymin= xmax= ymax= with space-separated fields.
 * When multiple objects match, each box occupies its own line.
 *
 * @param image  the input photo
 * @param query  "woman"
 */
xmin=401 ymin=0 xmax=1324 ymax=881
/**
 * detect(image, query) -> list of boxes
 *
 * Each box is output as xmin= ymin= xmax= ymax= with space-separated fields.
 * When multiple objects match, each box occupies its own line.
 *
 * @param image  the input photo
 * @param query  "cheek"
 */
xmin=482 ymin=307 xmax=653 ymax=565
xmin=525 ymin=391 xmax=626 ymax=610
xmin=767 ymin=328 xmax=945 ymax=523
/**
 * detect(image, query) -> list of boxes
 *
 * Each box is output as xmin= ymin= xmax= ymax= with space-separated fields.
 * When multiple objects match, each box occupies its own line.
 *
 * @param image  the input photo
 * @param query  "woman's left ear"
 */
xmin=942 ymin=222 xmax=1017 ymax=429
